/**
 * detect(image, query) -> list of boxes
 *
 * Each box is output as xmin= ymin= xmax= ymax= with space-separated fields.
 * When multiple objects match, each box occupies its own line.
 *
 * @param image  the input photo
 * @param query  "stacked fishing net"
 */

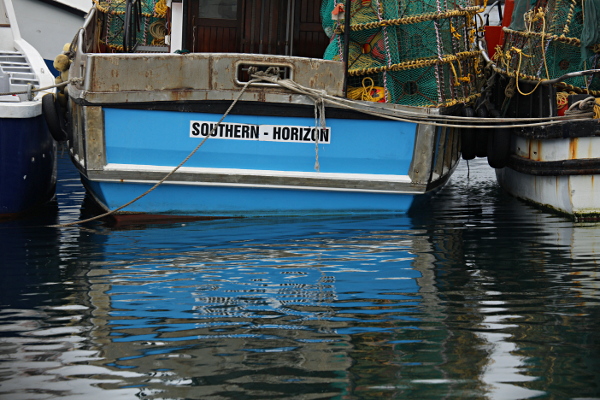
xmin=93 ymin=0 xmax=168 ymax=51
xmin=495 ymin=0 xmax=600 ymax=94
xmin=321 ymin=0 xmax=484 ymax=107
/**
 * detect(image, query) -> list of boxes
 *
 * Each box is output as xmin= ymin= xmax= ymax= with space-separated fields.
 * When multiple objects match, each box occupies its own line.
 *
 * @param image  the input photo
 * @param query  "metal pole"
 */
xmin=343 ymin=0 xmax=351 ymax=96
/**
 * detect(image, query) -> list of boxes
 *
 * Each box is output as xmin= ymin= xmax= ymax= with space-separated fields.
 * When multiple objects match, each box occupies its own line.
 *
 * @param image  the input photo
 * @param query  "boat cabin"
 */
xmin=182 ymin=0 xmax=329 ymax=58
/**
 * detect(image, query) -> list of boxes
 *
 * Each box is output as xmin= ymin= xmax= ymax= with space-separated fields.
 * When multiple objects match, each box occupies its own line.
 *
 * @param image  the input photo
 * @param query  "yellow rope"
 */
xmin=512 ymin=47 xmax=543 ymax=96
xmin=100 ymin=39 xmax=124 ymax=52
xmin=556 ymin=92 xmax=600 ymax=117
xmin=335 ymin=6 xmax=482 ymax=33
xmin=349 ymin=50 xmax=481 ymax=76
xmin=501 ymin=27 xmax=582 ymax=47
xmin=494 ymin=3 xmax=600 ymax=97
xmin=556 ymin=91 xmax=570 ymax=110
xmin=347 ymin=77 xmax=387 ymax=102
xmin=450 ymin=23 xmax=461 ymax=40
xmin=492 ymin=64 xmax=600 ymax=96
xmin=432 ymin=93 xmax=480 ymax=108
xmin=448 ymin=61 xmax=461 ymax=86
xmin=524 ymin=7 xmax=550 ymax=80
xmin=346 ymin=78 xmax=479 ymax=108
xmin=562 ymin=0 xmax=576 ymax=36
xmin=154 ymin=0 xmax=168 ymax=18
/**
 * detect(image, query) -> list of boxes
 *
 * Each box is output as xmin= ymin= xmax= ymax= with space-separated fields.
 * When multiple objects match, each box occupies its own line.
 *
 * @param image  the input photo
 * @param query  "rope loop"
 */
xmin=565 ymin=96 xmax=597 ymax=115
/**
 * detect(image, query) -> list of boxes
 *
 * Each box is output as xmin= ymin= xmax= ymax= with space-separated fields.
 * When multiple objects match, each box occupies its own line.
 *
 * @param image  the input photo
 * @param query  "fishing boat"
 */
xmin=55 ymin=0 xmax=591 ymax=222
xmin=0 ymin=0 xmax=57 ymax=217
xmin=51 ymin=0 xmax=496 ymax=220
xmin=476 ymin=0 xmax=600 ymax=220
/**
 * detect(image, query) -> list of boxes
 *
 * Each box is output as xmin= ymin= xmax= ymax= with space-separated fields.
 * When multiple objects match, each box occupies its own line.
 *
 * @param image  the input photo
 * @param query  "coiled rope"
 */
xmin=564 ymin=96 xmax=600 ymax=117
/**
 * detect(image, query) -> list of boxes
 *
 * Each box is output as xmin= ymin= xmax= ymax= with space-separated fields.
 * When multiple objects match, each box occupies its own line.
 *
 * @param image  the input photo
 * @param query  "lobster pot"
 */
xmin=94 ymin=0 xmax=167 ymax=52
xmin=498 ymin=0 xmax=600 ymax=91
xmin=321 ymin=0 xmax=483 ymax=107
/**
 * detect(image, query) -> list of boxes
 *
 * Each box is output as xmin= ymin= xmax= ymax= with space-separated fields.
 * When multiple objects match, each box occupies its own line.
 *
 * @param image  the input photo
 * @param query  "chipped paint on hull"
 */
xmin=498 ymin=135 xmax=600 ymax=220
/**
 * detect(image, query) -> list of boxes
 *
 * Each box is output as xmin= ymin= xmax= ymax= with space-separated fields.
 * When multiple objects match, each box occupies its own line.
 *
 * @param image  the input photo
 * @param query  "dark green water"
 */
xmin=1 ymin=155 xmax=599 ymax=399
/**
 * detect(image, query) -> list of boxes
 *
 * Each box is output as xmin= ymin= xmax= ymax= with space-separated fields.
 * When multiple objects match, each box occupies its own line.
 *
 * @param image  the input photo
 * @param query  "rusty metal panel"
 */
xmin=409 ymin=123 xmax=434 ymax=184
xmin=572 ymin=137 xmax=599 ymax=160
xmin=514 ymin=136 xmax=529 ymax=158
xmin=79 ymin=53 xmax=344 ymax=103
xmin=84 ymin=106 xmax=106 ymax=171
xmin=529 ymin=139 xmax=541 ymax=161
xmin=88 ymin=168 xmax=426 ymax=194
xmin=210 ymin=54 xmax=344 ymax=94
xmin=68 ymin=100 xmax=86 ymax=169
xmin=87 ymin=54 xmax=211 ymax=93
xmin=432 ymin=127 xmax=448 ymax=180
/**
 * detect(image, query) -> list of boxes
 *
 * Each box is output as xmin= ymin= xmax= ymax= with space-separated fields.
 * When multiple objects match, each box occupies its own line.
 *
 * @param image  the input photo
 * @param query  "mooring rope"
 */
xmin=0 ymin=79 xmax=81 ymax=97
xmin=53 ymin=68 xmax=597 ymax=228
xmin=252 ymin=74 xmax=595 ymax=128
xmin=52 ymin=77 xmax=261 ymax=228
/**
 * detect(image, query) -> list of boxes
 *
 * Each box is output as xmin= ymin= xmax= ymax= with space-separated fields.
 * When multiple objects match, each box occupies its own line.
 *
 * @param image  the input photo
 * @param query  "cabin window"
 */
xmin=186 ymin=0 xmax=329 ymax=57
xmin=198 ymin=0 xmax=238 ymax=20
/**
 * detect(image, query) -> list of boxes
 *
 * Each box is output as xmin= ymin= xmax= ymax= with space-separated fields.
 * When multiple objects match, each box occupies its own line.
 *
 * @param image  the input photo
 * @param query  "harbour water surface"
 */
xmin=1 ymin=154 xmax=599 ymax=399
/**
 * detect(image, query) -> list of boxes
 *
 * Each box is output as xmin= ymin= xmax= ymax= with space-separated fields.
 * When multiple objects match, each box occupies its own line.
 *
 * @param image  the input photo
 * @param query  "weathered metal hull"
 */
xmin=496 ymin=132 xmax=600 ymax=220
xmin=64 ymin=11 xmax=461 ymax=219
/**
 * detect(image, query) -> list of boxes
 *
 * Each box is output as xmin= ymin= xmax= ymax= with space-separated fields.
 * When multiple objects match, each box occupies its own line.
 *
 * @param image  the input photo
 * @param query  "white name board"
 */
xmin=190 ymin=121 xmax=330 ymax=144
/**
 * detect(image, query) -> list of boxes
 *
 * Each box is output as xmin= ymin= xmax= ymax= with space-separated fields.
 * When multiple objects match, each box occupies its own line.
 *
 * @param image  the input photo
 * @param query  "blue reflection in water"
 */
xmin=104 ymin=225 xmax=422 ymax=340
xmin=1 ymin=154 xmax=600 ymax=400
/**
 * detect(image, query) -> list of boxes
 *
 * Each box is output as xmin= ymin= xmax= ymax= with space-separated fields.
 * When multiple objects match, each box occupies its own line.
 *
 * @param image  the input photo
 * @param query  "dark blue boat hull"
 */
xmin=0 ymin=115 xmax=57 ymax=217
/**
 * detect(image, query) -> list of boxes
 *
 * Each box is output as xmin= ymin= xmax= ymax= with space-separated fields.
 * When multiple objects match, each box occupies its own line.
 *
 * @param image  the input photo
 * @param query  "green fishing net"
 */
xmin=94 ymin=0 xmax=167 ymax=51
xmin=499 ymin=0 xmax=600 ymax=92
xmin=321 ymin=0 xmax=484 ymax=107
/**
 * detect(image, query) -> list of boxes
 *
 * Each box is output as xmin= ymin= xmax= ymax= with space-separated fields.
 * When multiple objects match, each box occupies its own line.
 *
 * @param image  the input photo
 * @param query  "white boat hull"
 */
xmin=11 ymin=0 xmax=88 ymax=71
xmin=496 ymin=135 xmax=600 ymax=220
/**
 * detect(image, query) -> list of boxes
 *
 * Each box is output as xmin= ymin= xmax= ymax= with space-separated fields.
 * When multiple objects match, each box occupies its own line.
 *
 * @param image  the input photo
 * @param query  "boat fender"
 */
xmin=42 ymin=94 xmax=68 ymax=142
xmin=53 ymin=54 xmax=70 ymax=74
xmin=487 ymin=109 xmax=510 ymax=169
xmin=475 ymin=106 xmax=489 ymax=158
xmin=60 ymin=70 xmax=70 ymax=84
xmin=53 ymin=51 xmax=71 ymax=94
xmin=460 ymin=107 xmax=476 ymax=160
xmin=56 ymin=91 xmax=68 ymax=108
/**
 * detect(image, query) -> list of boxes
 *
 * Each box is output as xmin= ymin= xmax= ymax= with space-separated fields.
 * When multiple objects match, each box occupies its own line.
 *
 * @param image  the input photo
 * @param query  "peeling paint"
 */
xmin=569 ymin=137 xmax=578 ymax=160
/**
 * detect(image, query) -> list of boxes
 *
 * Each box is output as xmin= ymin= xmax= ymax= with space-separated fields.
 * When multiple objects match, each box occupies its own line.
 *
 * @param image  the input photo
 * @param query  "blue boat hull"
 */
xmin=83 ymin=178 xmax=419 ymax=217
xmin=73 ymin=105 xmax=457 ymax=218
xmin=0 ymin=115 xmax=57 ymax=216
xmin=65 ymin=51 xmax=460 ymax=220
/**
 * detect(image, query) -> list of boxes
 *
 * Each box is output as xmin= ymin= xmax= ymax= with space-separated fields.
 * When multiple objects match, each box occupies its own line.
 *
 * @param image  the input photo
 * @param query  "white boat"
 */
xmin=495 ymin=125 xmax=600 ymax=220
xmin=477 ymin=0 xmax=600 ymax=220
xmin=11 ymin=0 xmax=89 ymax=72
xmin=0 ymin=0 xmax=57 ymax=217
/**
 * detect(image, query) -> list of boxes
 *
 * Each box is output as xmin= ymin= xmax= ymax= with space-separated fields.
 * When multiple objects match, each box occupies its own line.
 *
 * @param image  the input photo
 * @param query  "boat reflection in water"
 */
xmin=76 ymin=215 xmax=431 ymax=398
xmin=1 ymin=161 xmax=600 ymax=399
